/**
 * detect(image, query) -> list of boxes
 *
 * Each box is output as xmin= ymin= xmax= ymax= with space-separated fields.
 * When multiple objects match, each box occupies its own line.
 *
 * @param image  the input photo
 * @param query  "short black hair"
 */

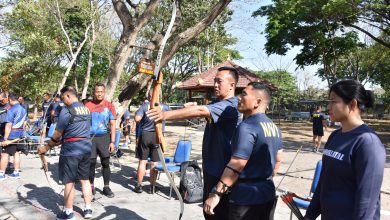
xmin=8 ymin=93 xmax=18 ymax=101
xmin=330 ymin=79 xmax=374 ymax=110
xmin=218 ymin=66 xmax=239 ymax=84
xmin=248 ymin=82 xmax=271 ymax=101
xmin=43 ymin=92 xmax=50 ymax=96
xmin=60 ymin=86 xmax=78 ymax=97
xmin=94 ymin=83 xmax=106 ymax=90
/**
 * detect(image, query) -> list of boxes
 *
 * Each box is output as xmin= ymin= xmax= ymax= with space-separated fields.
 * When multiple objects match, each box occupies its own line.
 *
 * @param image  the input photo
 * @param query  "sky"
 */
xmin=226 ymin=0 xmax=328 ymax=89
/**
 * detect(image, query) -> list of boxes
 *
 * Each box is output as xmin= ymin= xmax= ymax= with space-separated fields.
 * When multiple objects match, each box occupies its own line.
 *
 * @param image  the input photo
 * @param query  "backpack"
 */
xmin=179 ymin=160 xmax=203 ymax=203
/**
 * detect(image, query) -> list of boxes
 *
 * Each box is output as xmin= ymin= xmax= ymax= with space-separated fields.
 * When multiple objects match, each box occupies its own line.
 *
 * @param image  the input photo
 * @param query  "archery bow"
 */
xmin=150 ymin=1 xmax=184 ymax=219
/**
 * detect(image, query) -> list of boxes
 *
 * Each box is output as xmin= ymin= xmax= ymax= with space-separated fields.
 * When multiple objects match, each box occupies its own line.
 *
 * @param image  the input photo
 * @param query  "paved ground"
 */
xmin=0 ymin=120 xmax=389 ymax=220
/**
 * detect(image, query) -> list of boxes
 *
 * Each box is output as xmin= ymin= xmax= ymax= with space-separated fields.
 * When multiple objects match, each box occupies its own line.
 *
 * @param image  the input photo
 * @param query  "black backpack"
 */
xmin=179 ymin=160 xmax=203 ymax=203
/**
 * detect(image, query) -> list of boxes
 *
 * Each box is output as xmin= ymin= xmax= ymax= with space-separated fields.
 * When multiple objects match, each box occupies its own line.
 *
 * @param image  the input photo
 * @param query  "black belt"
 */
xmin=238 ymin=176 xmax=273 ymax=183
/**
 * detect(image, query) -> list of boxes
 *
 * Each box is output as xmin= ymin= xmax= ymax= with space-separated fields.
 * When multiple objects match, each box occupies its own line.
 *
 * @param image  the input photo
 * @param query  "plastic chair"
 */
xmin=110 ymin=130 xmax=122 ymax=170
xmin=153 ymin=140 xmax=192 ymax=199
xmin=290 ymin=160 xmax=322 ymax=219
xmin=24 ymin=123 xmax=57 ymax=154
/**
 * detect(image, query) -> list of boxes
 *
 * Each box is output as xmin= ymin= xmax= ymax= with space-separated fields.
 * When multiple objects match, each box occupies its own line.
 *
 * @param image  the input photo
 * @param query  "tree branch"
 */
xmin=135 ymin=0 xmax=161 ymax=29
xmin=54 ymin=0 xmax=74 ymax=57
xmin=112 ymin=0 xmax=133 ymax=33
xmin=159 ymin=0 xmax=231 ymax=68
xmin=347 ymin=23 xmax=390 ymax=48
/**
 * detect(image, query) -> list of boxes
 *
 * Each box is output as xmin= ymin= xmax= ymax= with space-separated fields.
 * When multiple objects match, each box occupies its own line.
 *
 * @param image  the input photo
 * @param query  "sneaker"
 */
xmin=0 ymin=174 xmax=6 ymax=181
xmin=122 ymin=144 xmax=128 ymax=149
xmin=83 ymin=209 xmax=93 ymax=219
xmin=56 ymin=211 xmax=76 ymax=220
xmin=134 ymin=184 xmax=143 ymax=193
xmin=102 ymin=186 xmax=114 ymax=198
xmin=116 ymin=149 xmax=124 ymax=158
xmin=8 ymin=172 xmax=20 ymax=179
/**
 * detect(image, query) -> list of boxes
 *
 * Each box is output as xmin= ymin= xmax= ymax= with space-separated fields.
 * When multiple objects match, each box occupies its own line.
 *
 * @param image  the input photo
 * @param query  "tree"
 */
xmin=254 ymin=0 xmax=389 ymax=86
xmin=106 ymin=0 xmax=232 ymax=101
xmin=255 ymin=70 xmax=298 ymax=111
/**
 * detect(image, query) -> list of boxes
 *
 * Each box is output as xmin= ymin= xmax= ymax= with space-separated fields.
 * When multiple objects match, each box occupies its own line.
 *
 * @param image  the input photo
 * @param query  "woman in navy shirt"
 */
xmin=305 ymin=80 xmax=385 ymax=220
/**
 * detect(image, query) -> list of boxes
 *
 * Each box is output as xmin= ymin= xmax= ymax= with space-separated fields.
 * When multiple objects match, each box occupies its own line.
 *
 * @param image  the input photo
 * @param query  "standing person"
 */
xmin=52 ymin=94 xmax=64 ymax=123
xmin=203 ymin=82 xmax=283 ymax=220
xmin=121 ymin=108 xmax=131 ymax=148
xmin=42 ymin=92 xmax=52 ymax=118
xmin=85 ymin=83 xmax=116 ymax=198
xmin=38 ymin=86 xmax=93 ymax=220
xmin=147 ymin=66 xmax=241 ymax=220
xmin=42 ymin=92 xmax=53 ymax=132
xmin=0 ymin=94 xmax=27 ymax=180
xmin=312 ymin=105 xmax=327 ymax=152
xmin=18 ymin=96 xmax=29 ymax=114
xmin=305 ymin=80 xmax=386 ymax=220
xmin=0 ymin=92 xmax=10 ymax=139
xmin=133 ymin=93 xmax=170 ymax=194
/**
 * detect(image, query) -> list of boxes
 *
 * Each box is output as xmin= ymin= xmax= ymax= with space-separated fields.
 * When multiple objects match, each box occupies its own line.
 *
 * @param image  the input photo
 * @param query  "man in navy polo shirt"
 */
xmin=38 ymin=86 xmax=93 ymax=220
xmin=0 ymin=93 xmax=27 ymax=180
xmin=147 ymin=66 xmax=241 ymax=220
xmin=52 ymin=94 xmax=64 ymax=123
xmin=204 ymin=82 xmax=283 ymax=220
xmin=134 ymin=93 xmax=170 ymax=194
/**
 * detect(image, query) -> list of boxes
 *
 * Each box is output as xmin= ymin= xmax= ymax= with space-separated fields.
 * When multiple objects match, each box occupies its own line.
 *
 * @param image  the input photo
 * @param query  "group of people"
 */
xmin=0 ymin=66 xmax=386 ymax=220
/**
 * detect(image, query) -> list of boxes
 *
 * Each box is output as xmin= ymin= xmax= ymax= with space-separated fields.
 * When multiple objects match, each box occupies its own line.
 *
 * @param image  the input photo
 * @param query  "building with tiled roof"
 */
xmin=176 ymin=60 xmax=278 ymax=103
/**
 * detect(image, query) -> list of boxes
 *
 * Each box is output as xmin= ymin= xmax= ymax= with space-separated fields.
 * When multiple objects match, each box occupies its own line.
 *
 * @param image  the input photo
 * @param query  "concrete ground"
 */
xmin=0 ymin=120 xmax=389 ymax=220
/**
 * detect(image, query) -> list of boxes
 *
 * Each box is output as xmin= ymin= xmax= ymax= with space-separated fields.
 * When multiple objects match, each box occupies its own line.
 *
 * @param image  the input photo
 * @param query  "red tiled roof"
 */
xmin=177 ymin=60 xmax=278 ymax=91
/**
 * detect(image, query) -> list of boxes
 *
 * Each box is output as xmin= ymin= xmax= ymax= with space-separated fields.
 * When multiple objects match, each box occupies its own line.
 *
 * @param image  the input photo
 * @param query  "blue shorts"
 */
xmin=59 ymin=154 xmax=90 ymax=184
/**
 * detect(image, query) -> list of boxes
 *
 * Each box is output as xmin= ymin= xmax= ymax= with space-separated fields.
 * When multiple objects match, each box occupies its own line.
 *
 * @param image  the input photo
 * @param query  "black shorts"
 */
xmin=122 ymin=125 xmax=131 ymax=136
xmin=313 ymin=127 xmax=324 ymax=136
xmin=203 ymin=172 xmax=230 ymax=220
xmin=136 ymin=130 xmax=160 ymax=162
xmin=59 ymin=154 xmax=91 ymax=184
xmin=229 ymin=199 xmax=276 ymax=220
xmin=1 ymin=140 xmax=25 ymax=155
xmin=91 ymin=133 xmax=110 ymax=159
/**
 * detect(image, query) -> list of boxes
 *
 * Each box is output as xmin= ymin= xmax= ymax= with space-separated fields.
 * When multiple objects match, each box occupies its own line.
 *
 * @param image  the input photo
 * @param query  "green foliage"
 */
xmin=254 ymin=0 xmax=389 ymax=87
xmin=254 ymin=70 xmax=298 ymax=110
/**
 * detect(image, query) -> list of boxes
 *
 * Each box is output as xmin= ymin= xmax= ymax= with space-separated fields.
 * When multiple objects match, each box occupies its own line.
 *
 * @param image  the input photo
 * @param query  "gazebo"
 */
xmin=176 ymin=60 xmax=278 ymax=104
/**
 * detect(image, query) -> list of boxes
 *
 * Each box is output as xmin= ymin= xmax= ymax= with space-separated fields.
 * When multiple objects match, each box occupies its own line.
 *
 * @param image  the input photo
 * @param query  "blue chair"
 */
xmin=24 ymin=123 xmax=57 ymax=154
xmin=290 ymin=160 xmax=322 ymax=219
xmin=153 ymin=140 xmax=192 ymax=199
xmin=110 ymin=130 xmax=122 ymax=170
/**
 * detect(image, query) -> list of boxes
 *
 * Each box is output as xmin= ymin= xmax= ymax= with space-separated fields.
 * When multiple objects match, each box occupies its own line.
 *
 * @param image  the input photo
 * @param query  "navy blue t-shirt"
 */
xmin=229 ymin=113 xmax=282 ymax=205
xmin=52 ymin=101 xmax=64 ymax=122
xmin=203 ymin=97 xmax=241 ymax=177
xmin=21 ymin=103 xmax=29 ymax=113
xmin=5 ymin=104 xmax=27 ymax=139
xmin=312 ymin=112 xmax=325 ymax=130
xmin=121 ymin=110 xmax=130 ymax=126
xmin=305 ymin=124 xmax=385 ymax=220
xmin=0 ymin=103 xmax=10 ymax=137
xmin=57 ymin=102 xmax=92 ymax=156
xmin=42 ymin=100 xmax=52 ymax=118
xmin=135 ymin=102 xmax=170 ymax=132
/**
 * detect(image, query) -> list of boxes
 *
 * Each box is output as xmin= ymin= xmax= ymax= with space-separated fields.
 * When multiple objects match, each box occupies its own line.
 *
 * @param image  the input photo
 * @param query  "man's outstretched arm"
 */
xmin=147 ymin=105 xmax=211 ymax=122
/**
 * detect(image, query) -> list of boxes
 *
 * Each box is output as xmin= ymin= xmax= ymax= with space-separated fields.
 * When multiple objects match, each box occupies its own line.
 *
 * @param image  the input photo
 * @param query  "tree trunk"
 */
xmin=105 ymin=0 xmax=161 ymax=101
xmin=82 ymin=19 xmax=96 ymax=99
xmin=57 ymin=25 xmax=91 ymax=94
xmin=111 ymin=0 xmax=231 ymax=102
